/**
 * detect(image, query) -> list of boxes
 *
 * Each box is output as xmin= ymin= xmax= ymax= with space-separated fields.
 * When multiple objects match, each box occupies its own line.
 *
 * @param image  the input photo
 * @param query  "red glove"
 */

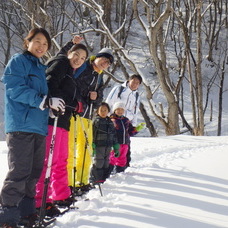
xmin=75 ymin=101 xmax=83 ymax=113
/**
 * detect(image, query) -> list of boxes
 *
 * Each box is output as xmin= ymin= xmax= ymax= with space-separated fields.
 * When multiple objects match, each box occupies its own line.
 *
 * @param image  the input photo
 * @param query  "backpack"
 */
xmin=117 ymin=86 xmax=139 ymax=114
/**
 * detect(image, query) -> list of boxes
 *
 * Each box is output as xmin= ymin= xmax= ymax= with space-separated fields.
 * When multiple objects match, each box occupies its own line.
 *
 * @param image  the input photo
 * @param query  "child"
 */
xmin=90 ymin=102 xmax=119 ymax=184
xmin=109 ymin=102 xmax=145 ymax=173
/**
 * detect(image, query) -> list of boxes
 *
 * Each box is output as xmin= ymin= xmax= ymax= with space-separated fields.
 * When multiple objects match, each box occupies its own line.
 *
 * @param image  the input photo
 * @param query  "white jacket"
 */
xmin=106 ymin=81 xmax=140 ymax=126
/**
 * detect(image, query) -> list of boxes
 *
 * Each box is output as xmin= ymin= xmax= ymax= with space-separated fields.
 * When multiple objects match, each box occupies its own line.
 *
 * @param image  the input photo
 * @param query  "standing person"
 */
xmin=60 ymin=41 xmax=115 ymax=192
xmin=109 ymin=102 xmax=144 ymax=173
xmin=35 ymin=43 xmax=89 ymax=217
xmin=77 ymin=47 xmax=114 ymax=118
xmin=72 ymin=48 xmax=114 ymax=191
xmin=0 ymin=28 xmax=65 ymax=228
xmin=106 ymin=74 xmax=143 ymax=168
xmin=90 ymin=102 xmax=119 ymax=184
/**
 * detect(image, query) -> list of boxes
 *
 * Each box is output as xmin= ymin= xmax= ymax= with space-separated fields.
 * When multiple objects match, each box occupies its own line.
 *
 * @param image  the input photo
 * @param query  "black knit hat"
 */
xmin=96 ymin=48 xmax=114 ymax=64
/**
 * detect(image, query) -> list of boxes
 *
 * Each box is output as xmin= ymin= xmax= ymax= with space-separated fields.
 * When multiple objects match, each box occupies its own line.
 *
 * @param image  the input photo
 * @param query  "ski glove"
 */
xmin=136 ymin=122 xmax=146 ymax=132
xmin=40 ymin=95 xmax=65 ymax=115
xmin=92 ymin=143 xmax=96 ymax=156
xmin=49 ymin=97 xmax=65 ymax=113
xmin=75 ymin=101 xmax=83 ymax=113
xmin=113 ymin=143 xmax=120 ymax=157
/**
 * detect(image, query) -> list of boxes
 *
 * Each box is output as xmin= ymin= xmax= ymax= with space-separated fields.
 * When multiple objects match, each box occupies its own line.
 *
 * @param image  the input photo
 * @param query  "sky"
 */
xmin=0 ymin=133 xmax=227 ymax=228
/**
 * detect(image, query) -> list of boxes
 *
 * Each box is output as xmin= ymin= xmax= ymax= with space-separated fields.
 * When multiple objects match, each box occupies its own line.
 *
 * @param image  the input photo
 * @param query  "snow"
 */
xmin=0 ymin=135 xmax=228 ymax=228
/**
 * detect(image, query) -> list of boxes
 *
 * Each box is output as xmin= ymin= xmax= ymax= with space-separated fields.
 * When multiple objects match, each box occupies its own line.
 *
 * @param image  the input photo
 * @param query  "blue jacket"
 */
xmin=2 ymin=51 xmax=49 ymax=136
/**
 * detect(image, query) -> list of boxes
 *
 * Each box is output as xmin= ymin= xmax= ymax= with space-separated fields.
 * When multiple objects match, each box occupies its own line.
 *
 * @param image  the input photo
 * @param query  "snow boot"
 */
xmin=0 ymin=206 xmax=20 ymax=227
xmin=37 ymin=202 xmax=61 ymax=218
xmin=103 ymin=165 xmax=114 ymax=179
xmin=18 ymin=196 xmax=36 ymax=218
xmin=45 ymin=203 xmax=61 ymax=217
xmin=1 ymin=223 xmax=18 ymax=228
xmin=115 ymin=165 xmax=126 ymax=173
xmin=54 ymin=196 xmax=74 ymax=208
xmin=18 ymin=213 xmax=38 ymax=227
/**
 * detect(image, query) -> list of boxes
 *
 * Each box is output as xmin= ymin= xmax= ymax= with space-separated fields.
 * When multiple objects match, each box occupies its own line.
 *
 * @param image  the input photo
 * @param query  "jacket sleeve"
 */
xmin=131 ymin=95 xmax=140 ymax=126
xmin=56 ymin=41 xmax=74 ymax=56
xmin=46 ymin=57 xmax=70 ymax=99
xmin=105 ymin=85 xmax=121 ymax=112
xmin=93 ymin=77 xmax=104 ymax=108
xmin=128 ymin=120 xmax=138 ymax=137
xmin=2 ymin=54 xmax=44 ymax=108
xmin=112 ymin=124 xmax=119 ymax=145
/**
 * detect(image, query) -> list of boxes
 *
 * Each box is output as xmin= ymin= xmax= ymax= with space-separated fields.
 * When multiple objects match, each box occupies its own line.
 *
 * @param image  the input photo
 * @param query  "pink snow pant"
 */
xmin=109 ymin=144 xmax=129 ymax=167
xmin=35 ymin=125 xmax=71 ymax=208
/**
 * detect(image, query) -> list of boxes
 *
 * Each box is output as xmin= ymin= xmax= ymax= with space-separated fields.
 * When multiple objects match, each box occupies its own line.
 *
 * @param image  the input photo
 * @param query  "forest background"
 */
xmin=0 ymin=0 xmax=227 ymax=140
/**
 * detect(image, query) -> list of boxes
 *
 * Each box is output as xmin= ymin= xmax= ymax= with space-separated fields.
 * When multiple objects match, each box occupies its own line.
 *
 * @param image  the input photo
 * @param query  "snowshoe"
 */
xmin=33 ymin=217 xmax=56 ymax=228
xmin=36 ymin=202 xmax=61 ymax=218
xmin=72 ymin=183 xmax=95 ymax=196
xmin=18 ymin=213 xmax=38 ymax=227
xmin=54 ymin=196 xmax=75 ymax=208
xmin=1 ymin=223 xmax=17 ymax=228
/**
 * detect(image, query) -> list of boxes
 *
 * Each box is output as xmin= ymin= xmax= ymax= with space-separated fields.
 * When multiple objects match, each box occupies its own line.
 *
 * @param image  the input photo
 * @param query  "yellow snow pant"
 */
xmin=67 ymin=116 xmax=93 ymax=187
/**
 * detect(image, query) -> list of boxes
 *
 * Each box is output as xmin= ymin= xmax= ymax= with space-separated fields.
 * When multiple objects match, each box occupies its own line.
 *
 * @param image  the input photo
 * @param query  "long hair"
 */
xmin=69 ymin=43 xmax=89 ymax=59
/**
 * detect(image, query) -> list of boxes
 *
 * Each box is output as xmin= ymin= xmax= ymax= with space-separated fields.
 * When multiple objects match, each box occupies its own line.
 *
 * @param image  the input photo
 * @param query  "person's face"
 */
xmin=115 ymin=107 xmax=125 ymax=116
xmin=94 ymin=57 xmax=110 ymax=71
xmin=68 ymin=49 xmax=87 ymax=69
xmin=128 ymin=78 xmax=141 ymax=91
xmin=27 ymin=33 xmax=49 ymax=58
xmin=98 ymin=105 xmax=109 ymax=118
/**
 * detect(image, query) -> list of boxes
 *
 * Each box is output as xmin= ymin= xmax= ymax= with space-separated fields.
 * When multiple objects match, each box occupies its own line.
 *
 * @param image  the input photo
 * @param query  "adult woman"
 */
xmin=0 ymin=28 xmax=64 ymax=228
xmin=35 ymin=43 xmax=89 ymax=216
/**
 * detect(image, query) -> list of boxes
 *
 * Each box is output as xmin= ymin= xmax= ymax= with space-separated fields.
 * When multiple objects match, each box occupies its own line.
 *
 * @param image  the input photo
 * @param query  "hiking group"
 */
xmin=0 ymin=28 xmax=144 ymax=228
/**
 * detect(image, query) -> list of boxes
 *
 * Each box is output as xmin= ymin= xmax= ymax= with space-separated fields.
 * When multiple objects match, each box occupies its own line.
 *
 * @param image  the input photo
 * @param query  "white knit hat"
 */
xmin=96 ymin=48 xmax=114 ymax=64
xmin=112 ymin=102 xmax=125 ymax=112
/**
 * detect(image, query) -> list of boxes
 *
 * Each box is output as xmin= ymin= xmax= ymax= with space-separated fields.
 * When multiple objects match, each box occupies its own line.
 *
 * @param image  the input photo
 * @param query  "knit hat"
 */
xmin=112 ymin=102 xmax=125 ymax=112
xmin=96 ymin=48 xmax=114 ymax=64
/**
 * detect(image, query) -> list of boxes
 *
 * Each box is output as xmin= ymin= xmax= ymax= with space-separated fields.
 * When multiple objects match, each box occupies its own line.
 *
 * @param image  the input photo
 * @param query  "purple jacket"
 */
xmin=110 ymin=113 xmax=138 ymax=144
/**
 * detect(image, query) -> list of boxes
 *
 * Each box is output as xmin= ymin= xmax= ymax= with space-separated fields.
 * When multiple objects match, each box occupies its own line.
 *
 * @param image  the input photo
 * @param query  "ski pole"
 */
xmin=72 ymin=114 xmax=77 ymax=206
xmin=98 ymin=183 xmax=103 ymax=197
xmin=38 ymin=116 xmax=58 ymax=226
xmin=89 ymin=74 xmax=101 ymax=119
xmin=79 ymin=117 xmax=90 ymax=186
xmin=89 ymin=101 xmax=94 ymax=120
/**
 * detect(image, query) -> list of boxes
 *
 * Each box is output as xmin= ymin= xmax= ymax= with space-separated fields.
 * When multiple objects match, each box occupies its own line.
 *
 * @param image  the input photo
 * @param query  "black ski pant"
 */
xmin=90 ymin=146 xmax=111 ymax=182
xmin=0 ymin=132 xmax=45 ymax=217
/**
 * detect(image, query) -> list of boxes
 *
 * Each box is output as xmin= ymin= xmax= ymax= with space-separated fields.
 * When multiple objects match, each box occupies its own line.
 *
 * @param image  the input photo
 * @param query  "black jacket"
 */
xmin=58 ymin=41 xmax=104 ymax=119
xmin=76 ymin=59 xmax=104 ymax=118
xmin=93 ymin=116 xmax=118 ymax=147
xmin=46 ymin=54 xmax=80 ymax=130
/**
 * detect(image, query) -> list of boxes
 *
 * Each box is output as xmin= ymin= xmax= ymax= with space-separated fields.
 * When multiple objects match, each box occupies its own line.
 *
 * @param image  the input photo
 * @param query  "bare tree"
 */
xmin=0 ymin=0 xmax=227 ymax=138
xmin=194 ymin=0 xmax=204 ymax=135
xmin=133 ymin=0 xmax=181 ymax=135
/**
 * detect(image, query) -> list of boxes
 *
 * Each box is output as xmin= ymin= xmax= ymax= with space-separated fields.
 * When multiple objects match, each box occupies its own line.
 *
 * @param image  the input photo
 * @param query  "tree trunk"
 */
xmin=139 ymin=103 xmax=157 ymax=137
xmin=217 ymin=52 xmax=226 ymax=136
xmin=194 ymin=0 xmax=204 ymax=136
